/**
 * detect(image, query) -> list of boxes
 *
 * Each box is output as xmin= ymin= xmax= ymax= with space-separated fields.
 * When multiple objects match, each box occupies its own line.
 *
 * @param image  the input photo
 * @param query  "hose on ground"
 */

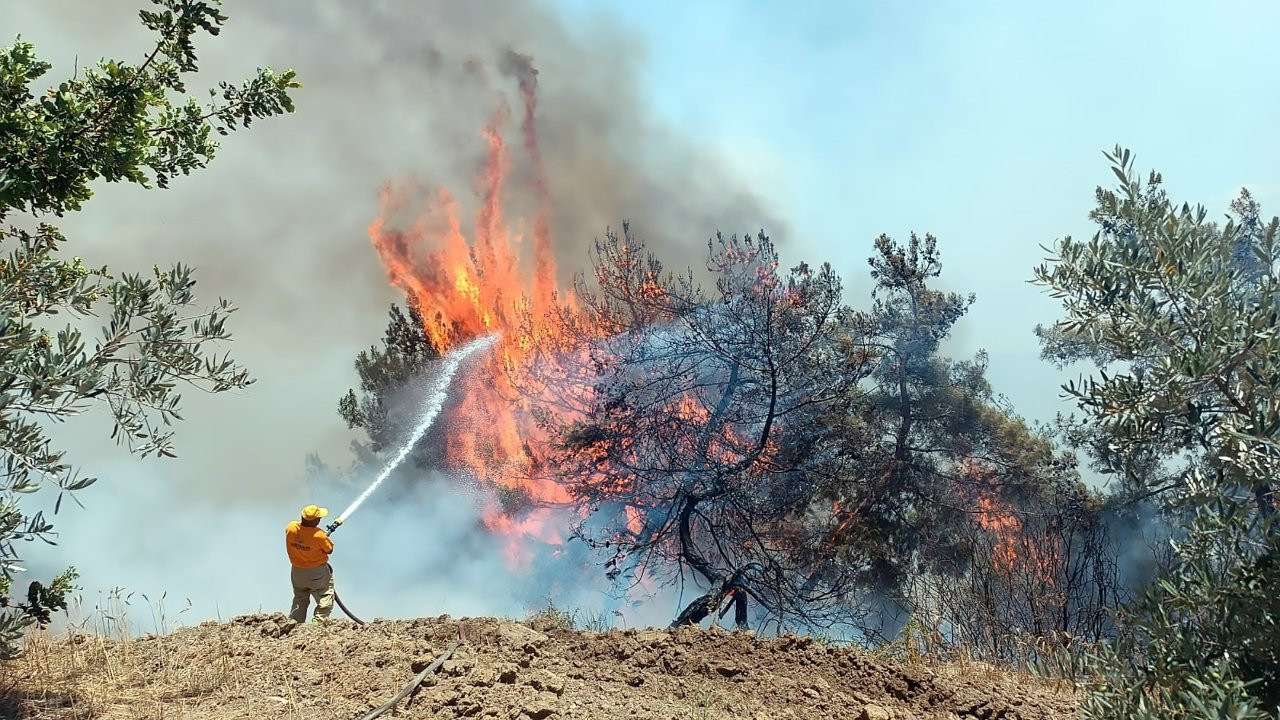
xmin=334 ymin=590 xmax=365 ymax=625
xmin=321 ymin=564 xmax=366 ymax=625
xmin=356 ymin=622 xmax=467 ymax=720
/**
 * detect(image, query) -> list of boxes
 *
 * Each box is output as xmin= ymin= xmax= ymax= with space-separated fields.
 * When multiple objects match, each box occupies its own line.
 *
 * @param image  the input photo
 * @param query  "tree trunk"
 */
xmin=667 ymin=363 xmax=746 ymax=628
xmin=669 ymin=493 xmax=728 ymax=627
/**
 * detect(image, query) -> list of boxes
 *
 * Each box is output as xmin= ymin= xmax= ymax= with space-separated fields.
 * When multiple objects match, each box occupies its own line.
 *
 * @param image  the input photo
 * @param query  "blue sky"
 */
xmin=548 ymin=0 xmax=1280 ymax=426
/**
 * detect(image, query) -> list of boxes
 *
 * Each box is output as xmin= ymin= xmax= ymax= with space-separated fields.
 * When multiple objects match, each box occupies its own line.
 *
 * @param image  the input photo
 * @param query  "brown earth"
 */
xmin=2 ymin=614 xmax=1079 ymax=720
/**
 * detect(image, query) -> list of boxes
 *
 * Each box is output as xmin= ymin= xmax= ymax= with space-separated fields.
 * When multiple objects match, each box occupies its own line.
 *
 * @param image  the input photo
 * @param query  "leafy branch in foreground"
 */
xmin=0 ymin=0 xmax=298 ymax=654
xmin=1033 ymin=146 xmax=1280 ymax=719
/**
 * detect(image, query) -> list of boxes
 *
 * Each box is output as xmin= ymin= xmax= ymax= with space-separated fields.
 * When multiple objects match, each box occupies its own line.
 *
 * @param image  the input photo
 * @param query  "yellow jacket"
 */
xmin=285 ymin=521 xmax=334 ymax=569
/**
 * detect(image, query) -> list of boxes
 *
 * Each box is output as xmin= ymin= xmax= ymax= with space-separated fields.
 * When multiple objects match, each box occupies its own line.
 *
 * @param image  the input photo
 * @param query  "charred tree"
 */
xmin=540 ymin=225 xmax=874 ymax=631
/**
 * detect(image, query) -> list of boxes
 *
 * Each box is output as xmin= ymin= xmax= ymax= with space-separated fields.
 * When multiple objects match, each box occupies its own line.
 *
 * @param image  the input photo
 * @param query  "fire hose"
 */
xmin=356 ymin=621 xmax=467 ymax=720
xmin=324 ymin=519 xmax=365 ymax=626
xmin=306 ymin=337 xmax=499 ymax=631
xmin=331 ymin=570 xmax=365 ymax=625
xmin=320 ymin=525 xmax=471 ymax=719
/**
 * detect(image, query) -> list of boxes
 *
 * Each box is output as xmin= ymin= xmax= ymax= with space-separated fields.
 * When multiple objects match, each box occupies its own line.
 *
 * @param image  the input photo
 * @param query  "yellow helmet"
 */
xmin=301 ymin=504 xmax=329 ymax=521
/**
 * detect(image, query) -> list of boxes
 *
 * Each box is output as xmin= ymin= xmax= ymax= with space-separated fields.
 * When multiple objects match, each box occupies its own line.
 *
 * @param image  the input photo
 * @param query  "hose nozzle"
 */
xmin=326 ymin=518 xmax=343 ymax=534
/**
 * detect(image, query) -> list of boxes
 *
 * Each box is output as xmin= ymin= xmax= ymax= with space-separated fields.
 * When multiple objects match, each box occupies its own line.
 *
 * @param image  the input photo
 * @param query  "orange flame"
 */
xmin=363 ymin=58 xmax=781 ymax=575
xmin=963 ymin=460 xmax=1058 ymax=583
xmin=974 ymin=494 xmax=1025 ymax=572
xmin=367 ymin=85 xmax=574 ymax=569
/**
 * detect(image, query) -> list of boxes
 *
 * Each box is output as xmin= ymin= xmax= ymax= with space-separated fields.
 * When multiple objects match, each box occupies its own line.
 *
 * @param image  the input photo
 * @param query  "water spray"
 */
xmin=326 ymin=333 xmax=499 ymax=535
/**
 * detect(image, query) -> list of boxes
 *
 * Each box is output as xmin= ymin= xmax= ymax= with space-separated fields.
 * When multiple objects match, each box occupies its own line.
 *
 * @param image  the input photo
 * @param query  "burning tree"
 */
xmin=813 ymin=233 xmax=1120 ymax=655
xmin=916 ymin=460 xmax=1122 ymax=664
xmin=334 ymin=45 xmax=881 ymax=616
xmin=333 ymin=49 xmax=577 ymax=567
xmin=542 ymin=225 xmax=873 ymax=630
xmin=332 ymin=43 xmax=1120 ymax=648
xmin=811 ymin=232 xmax=984 ymax=606
xmin=340 ymin=150 xmax=1122 ymax=648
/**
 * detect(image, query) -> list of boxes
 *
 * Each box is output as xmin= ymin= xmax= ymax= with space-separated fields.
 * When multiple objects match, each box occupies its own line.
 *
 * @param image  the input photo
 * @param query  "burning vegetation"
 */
xmin=4 ymin=2 xmax=1279 ymax=716
xmin=336 ymin=52 xmax=1128 ymax=663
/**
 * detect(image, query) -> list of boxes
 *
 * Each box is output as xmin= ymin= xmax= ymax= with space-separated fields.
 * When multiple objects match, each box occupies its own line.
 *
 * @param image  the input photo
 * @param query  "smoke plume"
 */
xmin=5 ymin=0 xmax=783 ymax=630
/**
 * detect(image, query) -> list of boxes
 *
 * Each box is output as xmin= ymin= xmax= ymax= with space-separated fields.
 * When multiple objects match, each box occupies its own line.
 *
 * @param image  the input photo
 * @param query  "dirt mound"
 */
xmin=4 ymin=614 xmax=1078 ymax=719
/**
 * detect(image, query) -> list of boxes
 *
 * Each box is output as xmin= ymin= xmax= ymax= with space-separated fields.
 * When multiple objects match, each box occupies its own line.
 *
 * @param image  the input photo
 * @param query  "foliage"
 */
xmin=0 ymin=0 xmax=297 ymax=655
xmin=0 ymin=567 xmax=76 ymax=660
xmin=819 ymin=231 xmax=986 ymax=592
xmin=333 ymin=221 xmax=1119 ymax=644
xmin=0 ymin=2 xmax=298 ymax=216
xmin=1032 ymin=146 xmax=1280 ymax=717
xmin=523 ymin=597 xmax=615 ymax=633
xmin=799 ymin=232 xmax=1118 ymax=657
xmin=338 ymin=302 xmax=442 ymax=457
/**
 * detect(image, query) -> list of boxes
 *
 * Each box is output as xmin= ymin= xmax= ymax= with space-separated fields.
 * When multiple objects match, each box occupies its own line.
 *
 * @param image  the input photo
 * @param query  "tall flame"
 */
xmin=363 ymin=55 xmax=781 ymax=576
xmin=366 ymin=65 xmax=574 ymax=569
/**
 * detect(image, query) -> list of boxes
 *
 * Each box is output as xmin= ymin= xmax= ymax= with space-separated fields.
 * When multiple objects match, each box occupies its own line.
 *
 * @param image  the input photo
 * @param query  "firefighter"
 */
xmin=285 ymin=504 xmax=336 ymax=623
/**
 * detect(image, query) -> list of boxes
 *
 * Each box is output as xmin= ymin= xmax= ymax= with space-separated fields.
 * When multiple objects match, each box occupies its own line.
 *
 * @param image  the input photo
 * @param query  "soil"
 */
xmin=2 ymin=614 xmax=1080 ymax=719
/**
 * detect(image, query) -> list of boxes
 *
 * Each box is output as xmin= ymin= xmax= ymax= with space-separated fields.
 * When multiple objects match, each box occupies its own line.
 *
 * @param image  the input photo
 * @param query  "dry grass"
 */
xmin=682 ymin=686 xmax=730 ymax=720
xmin=4 ymin=611 xmax=1080 ymax=720
xmin=866 ymin=614 xmax=1082 ymax=702
xmin=3 ymin=598 xmax=1082 ymax=719
xmin=0 ymin=592 xmax=296 ymax=720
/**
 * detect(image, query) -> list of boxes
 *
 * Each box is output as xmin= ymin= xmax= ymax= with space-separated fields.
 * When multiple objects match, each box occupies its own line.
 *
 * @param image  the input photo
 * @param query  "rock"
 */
xmin=715 ymin=665 xmax=744 ymax=678
xmin=240 ymin=613 xmax=297 ymax=639
xmin=498 ymin=667 xmax=519 ymax=684
xmin=884 ymin=677 xmax=910 ymax=700
xmin=470 ymin=673 xmax=495 ymax=688
xmin=441 ymin=658 xmax=475 ymax=678
xmin=802 ymin=688 xmax=821 ymax=700
xmin=498 ymin=624 xmax=549 ymax=649
xmin=522 ymin=691 xmax=559 ymax=720
xmin=781 ymin=634 xmax=813 ymax=650
xmin=635 ymin=630 xmax=669 ymax=647
xmin=525 ymin=670 xmax=565 ymax=696
xmin=431 ymin=688 xmax=460 ymax=706
xmin=858 ymin=704 xmax=891 ymax=720
xmin=232 ymin=612 xmax=283 ymax=627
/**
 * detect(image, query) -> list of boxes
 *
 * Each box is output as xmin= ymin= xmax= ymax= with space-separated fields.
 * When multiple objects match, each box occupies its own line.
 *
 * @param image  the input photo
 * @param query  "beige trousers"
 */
xmin=289 ymin=564 xmax=334 ymax=623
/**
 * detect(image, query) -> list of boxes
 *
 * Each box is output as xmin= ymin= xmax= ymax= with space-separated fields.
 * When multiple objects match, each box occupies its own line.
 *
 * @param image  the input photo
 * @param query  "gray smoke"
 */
xmin=4 ymin=0 xmax=782 ymax=631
